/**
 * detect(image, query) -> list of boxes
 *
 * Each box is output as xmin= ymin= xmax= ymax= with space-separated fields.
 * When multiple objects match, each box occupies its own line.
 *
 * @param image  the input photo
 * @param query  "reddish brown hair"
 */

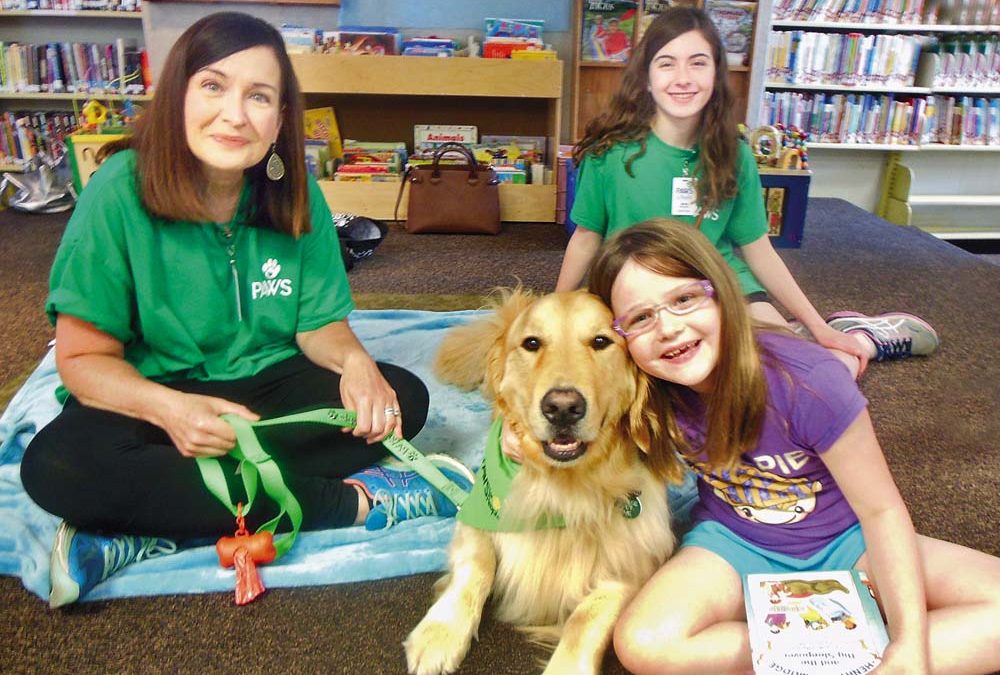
xmin=100 ymin=12 xmax=309 ymax=236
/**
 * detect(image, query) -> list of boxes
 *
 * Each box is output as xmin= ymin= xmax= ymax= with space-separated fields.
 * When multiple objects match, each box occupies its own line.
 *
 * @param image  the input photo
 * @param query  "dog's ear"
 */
xmin=625 ymin=368 xmax=660 ymax=456
xmin=435 ymin=287 xmax=535 ymax=397
xmin=624 ymin=368 xmax=687 ymax=484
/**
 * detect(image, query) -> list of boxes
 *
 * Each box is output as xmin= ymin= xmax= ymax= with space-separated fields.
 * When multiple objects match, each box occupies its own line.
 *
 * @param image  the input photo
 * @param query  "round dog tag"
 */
xmin=621 ymin=491 xmax=642 ymax=519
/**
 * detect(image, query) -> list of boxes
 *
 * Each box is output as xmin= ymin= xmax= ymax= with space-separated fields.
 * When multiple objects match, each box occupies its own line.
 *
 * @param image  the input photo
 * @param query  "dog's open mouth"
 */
xmin=542 ymin=435 xmax=588 ymax=462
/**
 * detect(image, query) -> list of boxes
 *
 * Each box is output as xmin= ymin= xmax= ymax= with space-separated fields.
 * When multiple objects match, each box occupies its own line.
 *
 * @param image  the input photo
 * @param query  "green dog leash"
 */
xmin=196 ymin=407 xmax=472 ymax=556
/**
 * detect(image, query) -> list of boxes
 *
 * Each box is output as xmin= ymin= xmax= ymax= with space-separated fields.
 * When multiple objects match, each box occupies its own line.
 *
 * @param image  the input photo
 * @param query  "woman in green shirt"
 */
xmin=21 ymin=12 xmax=471 ymax=607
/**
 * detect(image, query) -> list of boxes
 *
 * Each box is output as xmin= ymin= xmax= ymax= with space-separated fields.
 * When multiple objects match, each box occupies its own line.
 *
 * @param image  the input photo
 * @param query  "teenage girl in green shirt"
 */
xmin=557 ymin=7 xmax=940 ymax=378
xmin=20 ymin=12 xmax=472 ymax=607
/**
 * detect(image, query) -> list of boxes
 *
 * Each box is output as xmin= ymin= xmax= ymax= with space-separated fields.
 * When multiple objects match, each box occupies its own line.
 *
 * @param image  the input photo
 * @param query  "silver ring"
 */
xmin=384 ymin=406 xmax=400 ymax=416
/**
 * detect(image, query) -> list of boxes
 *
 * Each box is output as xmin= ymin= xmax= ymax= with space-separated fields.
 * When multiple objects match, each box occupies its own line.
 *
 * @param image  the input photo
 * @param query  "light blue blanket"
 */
xmin=0 ymin=309 xmax=696 ymax=603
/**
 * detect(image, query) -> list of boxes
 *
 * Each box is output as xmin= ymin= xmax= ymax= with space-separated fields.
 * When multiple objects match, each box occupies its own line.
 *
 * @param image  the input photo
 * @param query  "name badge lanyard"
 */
xmin=671 ymin=157 xmax=699 ymax=218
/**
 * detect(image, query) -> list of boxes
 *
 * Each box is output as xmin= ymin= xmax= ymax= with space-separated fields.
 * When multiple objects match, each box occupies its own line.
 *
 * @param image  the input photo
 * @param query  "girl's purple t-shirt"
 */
xmin=676 ymin=332 xmax=868 ymax=558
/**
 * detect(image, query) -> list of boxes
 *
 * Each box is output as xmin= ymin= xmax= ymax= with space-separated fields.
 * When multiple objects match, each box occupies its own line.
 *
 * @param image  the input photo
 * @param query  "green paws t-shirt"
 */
xmin=570 ymin=134 xmax=769 ymax=296
xmin=47 ymin=150 xmax=354 ymax=385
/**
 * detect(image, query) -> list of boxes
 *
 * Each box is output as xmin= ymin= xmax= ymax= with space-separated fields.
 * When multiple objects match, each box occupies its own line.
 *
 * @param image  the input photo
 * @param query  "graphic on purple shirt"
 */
xmin=677 ymin=332 xmax=868 ymax=557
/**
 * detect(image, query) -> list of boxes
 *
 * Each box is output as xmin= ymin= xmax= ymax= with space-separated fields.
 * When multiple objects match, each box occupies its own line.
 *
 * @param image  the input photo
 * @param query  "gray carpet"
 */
xmin=1 ymin=198 xmax=998 ymax=674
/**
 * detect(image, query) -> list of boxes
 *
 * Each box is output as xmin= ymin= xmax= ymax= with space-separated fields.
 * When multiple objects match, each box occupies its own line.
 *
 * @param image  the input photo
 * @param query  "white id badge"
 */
xmin=671 ymin=177 xmax=698 ymax=216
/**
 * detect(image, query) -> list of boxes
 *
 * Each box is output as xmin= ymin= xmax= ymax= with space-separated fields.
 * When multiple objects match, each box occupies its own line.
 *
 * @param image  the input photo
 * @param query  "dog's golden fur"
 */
xmin=405 ymin=289 xmax=682 ymax=675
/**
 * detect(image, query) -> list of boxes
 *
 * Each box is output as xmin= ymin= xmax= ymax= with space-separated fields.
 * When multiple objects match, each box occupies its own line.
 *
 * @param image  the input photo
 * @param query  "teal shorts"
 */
xmin=680 ymin=520 xmax=865 ymax=580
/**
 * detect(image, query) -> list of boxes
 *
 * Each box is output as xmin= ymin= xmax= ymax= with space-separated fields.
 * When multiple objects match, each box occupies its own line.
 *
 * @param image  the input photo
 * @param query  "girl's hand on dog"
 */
xmin=155 ymin=392 xmax=259 ymax=458
xmin=339 ymin=353 xmax=403 ymax=443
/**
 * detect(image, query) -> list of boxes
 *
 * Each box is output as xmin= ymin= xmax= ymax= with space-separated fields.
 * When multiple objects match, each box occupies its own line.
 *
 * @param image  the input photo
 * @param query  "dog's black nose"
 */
xmin=541 ymin=388 xmax=587 ymax=427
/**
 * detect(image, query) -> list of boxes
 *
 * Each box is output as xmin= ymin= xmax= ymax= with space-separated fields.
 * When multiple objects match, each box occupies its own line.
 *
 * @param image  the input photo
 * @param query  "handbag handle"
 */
xmin=431 ymin=142 xmax=479 ymax=181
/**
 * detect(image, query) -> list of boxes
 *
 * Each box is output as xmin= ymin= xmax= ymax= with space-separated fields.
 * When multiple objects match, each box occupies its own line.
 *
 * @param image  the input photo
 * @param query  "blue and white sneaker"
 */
xmin=345 ymin=454 xmax=474 ymax=531
xmin=49 ymin=521 xmax=178 ymax=608
xmin=826 ymin=311 xmax=940 ymax=361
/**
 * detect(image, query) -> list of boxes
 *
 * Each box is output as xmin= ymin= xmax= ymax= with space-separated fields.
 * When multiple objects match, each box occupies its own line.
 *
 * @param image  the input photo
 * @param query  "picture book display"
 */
xmin=745 ymin=570 xmax=889 ymax=675
xmin=706 ymin=0 xmax=756 ymax=67
xmin=580 ymin=1 xmax=639 ymax=63
xmin=638 ymin=0 xmax=696 ymax=41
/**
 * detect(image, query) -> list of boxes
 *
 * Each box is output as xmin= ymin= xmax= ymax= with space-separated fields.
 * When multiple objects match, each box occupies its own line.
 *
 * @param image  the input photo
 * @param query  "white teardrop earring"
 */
xmin=265 ymin=143 xmax=285 ymax=181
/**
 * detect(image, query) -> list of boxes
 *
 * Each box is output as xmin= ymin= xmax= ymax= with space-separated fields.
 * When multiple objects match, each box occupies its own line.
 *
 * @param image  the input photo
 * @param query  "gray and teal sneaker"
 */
xmin=345 ymin=454 xmax=474 ymax=531
xmin=826 ymin=311 xmax=940 ymax=361
xmin=49 ymin=521 xmax=178 ymax=608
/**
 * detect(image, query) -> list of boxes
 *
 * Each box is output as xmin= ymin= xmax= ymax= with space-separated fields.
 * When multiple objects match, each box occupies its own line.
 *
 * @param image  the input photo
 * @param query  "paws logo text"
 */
xmin=252 ymin=258 xmax=293 ymax=299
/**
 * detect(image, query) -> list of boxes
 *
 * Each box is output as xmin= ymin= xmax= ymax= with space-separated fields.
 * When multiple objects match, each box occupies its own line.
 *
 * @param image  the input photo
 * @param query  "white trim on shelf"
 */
xmin=766 ymin=82 xmax=931 ymax=94
xmin=909 ymin=195 xmax=1000 ymax=206
xmin=0 ymin=91 xmax=151 ymax=101
xmin=808 ymin=143 xmax=920 ymax=151
xmin=932 ymin=87 xmax=1000 ymax=96
xmin=0 ymin=9 xmax=142 ymax=19
xmin=925 ymin=229 xmax=1000 ymax=240
xmin=771 ymin=20 xmax=1000 ymax=32
xmin=809 ymin=143 xmax=1000 ymax=151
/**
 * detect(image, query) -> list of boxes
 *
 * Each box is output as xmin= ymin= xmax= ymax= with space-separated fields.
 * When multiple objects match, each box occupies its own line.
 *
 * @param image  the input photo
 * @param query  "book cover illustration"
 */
xmin=705 ymin=0 xmax=756 ymax=67
xmin=303 ymin=106 xmax=343 ymax=161
xmin=581 ymin=1 xmax=638 ymax=63
xmin=745 ymin=570 xmax=889 ymax=675
xmin=638 ymin=0 xmax=696 ymax=41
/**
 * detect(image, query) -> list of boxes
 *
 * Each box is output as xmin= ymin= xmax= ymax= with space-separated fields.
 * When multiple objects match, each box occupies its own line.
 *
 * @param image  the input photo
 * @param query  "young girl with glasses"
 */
xmin=587 ymin=218 xmax=1000 ymax=675
xmin=558 ymin=5 xmax=939 ymax=378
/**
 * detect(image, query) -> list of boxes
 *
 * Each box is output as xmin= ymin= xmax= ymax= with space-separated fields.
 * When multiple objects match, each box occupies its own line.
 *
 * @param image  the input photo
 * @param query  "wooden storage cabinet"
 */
xmin=291 ymin=54 xmax=562 ymax=223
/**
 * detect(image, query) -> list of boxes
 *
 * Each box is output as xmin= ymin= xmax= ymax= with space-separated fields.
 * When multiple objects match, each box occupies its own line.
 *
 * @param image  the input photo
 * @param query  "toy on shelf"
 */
xmin=81 ymin=100 xmax=109 ymax=129
xmin=742 ymin=123 xmax=810 ymax=171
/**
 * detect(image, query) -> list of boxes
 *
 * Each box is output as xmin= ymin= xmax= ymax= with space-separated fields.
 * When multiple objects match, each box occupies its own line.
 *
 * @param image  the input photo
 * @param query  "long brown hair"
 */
xmin=574 ymin=6 xmax=739 ymax=213
xmin=588 ymin=218 xmax=766 ymax=470
xmin=99 ymin=12 xmax=309 ymax=236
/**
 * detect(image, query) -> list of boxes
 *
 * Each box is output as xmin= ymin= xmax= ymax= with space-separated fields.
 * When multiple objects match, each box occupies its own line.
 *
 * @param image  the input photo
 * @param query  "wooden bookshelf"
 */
xmin=291 ymin=54 xmax=563 ymax=223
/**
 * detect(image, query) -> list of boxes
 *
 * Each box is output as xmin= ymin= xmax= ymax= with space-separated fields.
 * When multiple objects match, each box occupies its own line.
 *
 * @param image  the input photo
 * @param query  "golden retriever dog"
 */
xmin=404 ymin=289 xmax=682 ymax=675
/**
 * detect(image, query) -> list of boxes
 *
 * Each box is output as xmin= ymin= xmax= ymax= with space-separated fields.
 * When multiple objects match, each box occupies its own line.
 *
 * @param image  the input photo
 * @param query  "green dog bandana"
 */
xmin=456 ymin=416 xmax=563 ymax=532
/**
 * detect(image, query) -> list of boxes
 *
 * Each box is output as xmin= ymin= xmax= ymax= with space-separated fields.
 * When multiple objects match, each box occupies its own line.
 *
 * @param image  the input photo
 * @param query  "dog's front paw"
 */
xmin=404 ymin=618 xmax=474 ymax=675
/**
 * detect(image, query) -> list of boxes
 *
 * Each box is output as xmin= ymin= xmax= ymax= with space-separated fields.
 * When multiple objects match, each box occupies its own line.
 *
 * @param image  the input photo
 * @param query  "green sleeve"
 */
xmin=726 ymin=143 xmax=769 ymax=246
xmin=45 ymin=156 xmax=137 ymax=344
xmin=568 ymin=154 xmax=609 ymax=236
xmin=295 ymin=176 xmax=356 ymax=333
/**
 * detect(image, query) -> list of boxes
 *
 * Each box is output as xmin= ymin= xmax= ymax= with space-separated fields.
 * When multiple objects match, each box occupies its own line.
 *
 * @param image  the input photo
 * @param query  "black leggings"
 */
xmin=20 ymin=354 xmax=429 ymax=539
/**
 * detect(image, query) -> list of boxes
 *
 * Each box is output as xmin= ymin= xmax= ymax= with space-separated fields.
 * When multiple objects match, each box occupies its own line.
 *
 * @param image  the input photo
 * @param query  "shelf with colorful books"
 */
xmin=0 ymin=91 xmax=150 ymax=100
xmin=291 ymin=54 xmax=562 ymax=222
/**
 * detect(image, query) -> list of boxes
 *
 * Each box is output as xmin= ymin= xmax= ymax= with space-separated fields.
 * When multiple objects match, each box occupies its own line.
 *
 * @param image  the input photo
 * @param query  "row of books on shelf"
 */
xmin=282 ymin=17 xmax=557 ymax=59
xmin=300 ymin=113 xmax=550 ymax=185
xmin=767 ymin=30 xmax=923 ymax=88
xmin=919 ymin=36 xmax=1000 ymax=89
xmin=0 ymin=40 xmax=151 ymax=95
xmin=773 ymin=0 xmax=1000 ymax=25
xmin=580 ymin=0 xmax=756 ymax=67
xmin=0 ymin=0 xmax=140 ymax=10
xmin=0 ymin=110 xmax=79 ymax=165
xmin=762 ymin=90 xmax=1000 ymax=146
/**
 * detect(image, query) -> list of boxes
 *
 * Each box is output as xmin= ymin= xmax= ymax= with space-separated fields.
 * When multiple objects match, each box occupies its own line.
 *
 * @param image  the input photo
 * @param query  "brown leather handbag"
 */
xmin=394 ymin=142 xmax=501 ymax=234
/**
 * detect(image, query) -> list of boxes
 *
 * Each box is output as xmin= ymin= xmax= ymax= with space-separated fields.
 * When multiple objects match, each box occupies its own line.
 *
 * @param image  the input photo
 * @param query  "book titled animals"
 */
xmin=744 ymin=570 xmax=889 ymax=675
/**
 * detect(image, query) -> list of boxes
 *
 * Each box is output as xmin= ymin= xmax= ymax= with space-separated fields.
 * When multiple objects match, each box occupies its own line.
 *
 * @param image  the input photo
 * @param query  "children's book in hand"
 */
xmin=744 ymin=570 xmax=889 ymax=675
